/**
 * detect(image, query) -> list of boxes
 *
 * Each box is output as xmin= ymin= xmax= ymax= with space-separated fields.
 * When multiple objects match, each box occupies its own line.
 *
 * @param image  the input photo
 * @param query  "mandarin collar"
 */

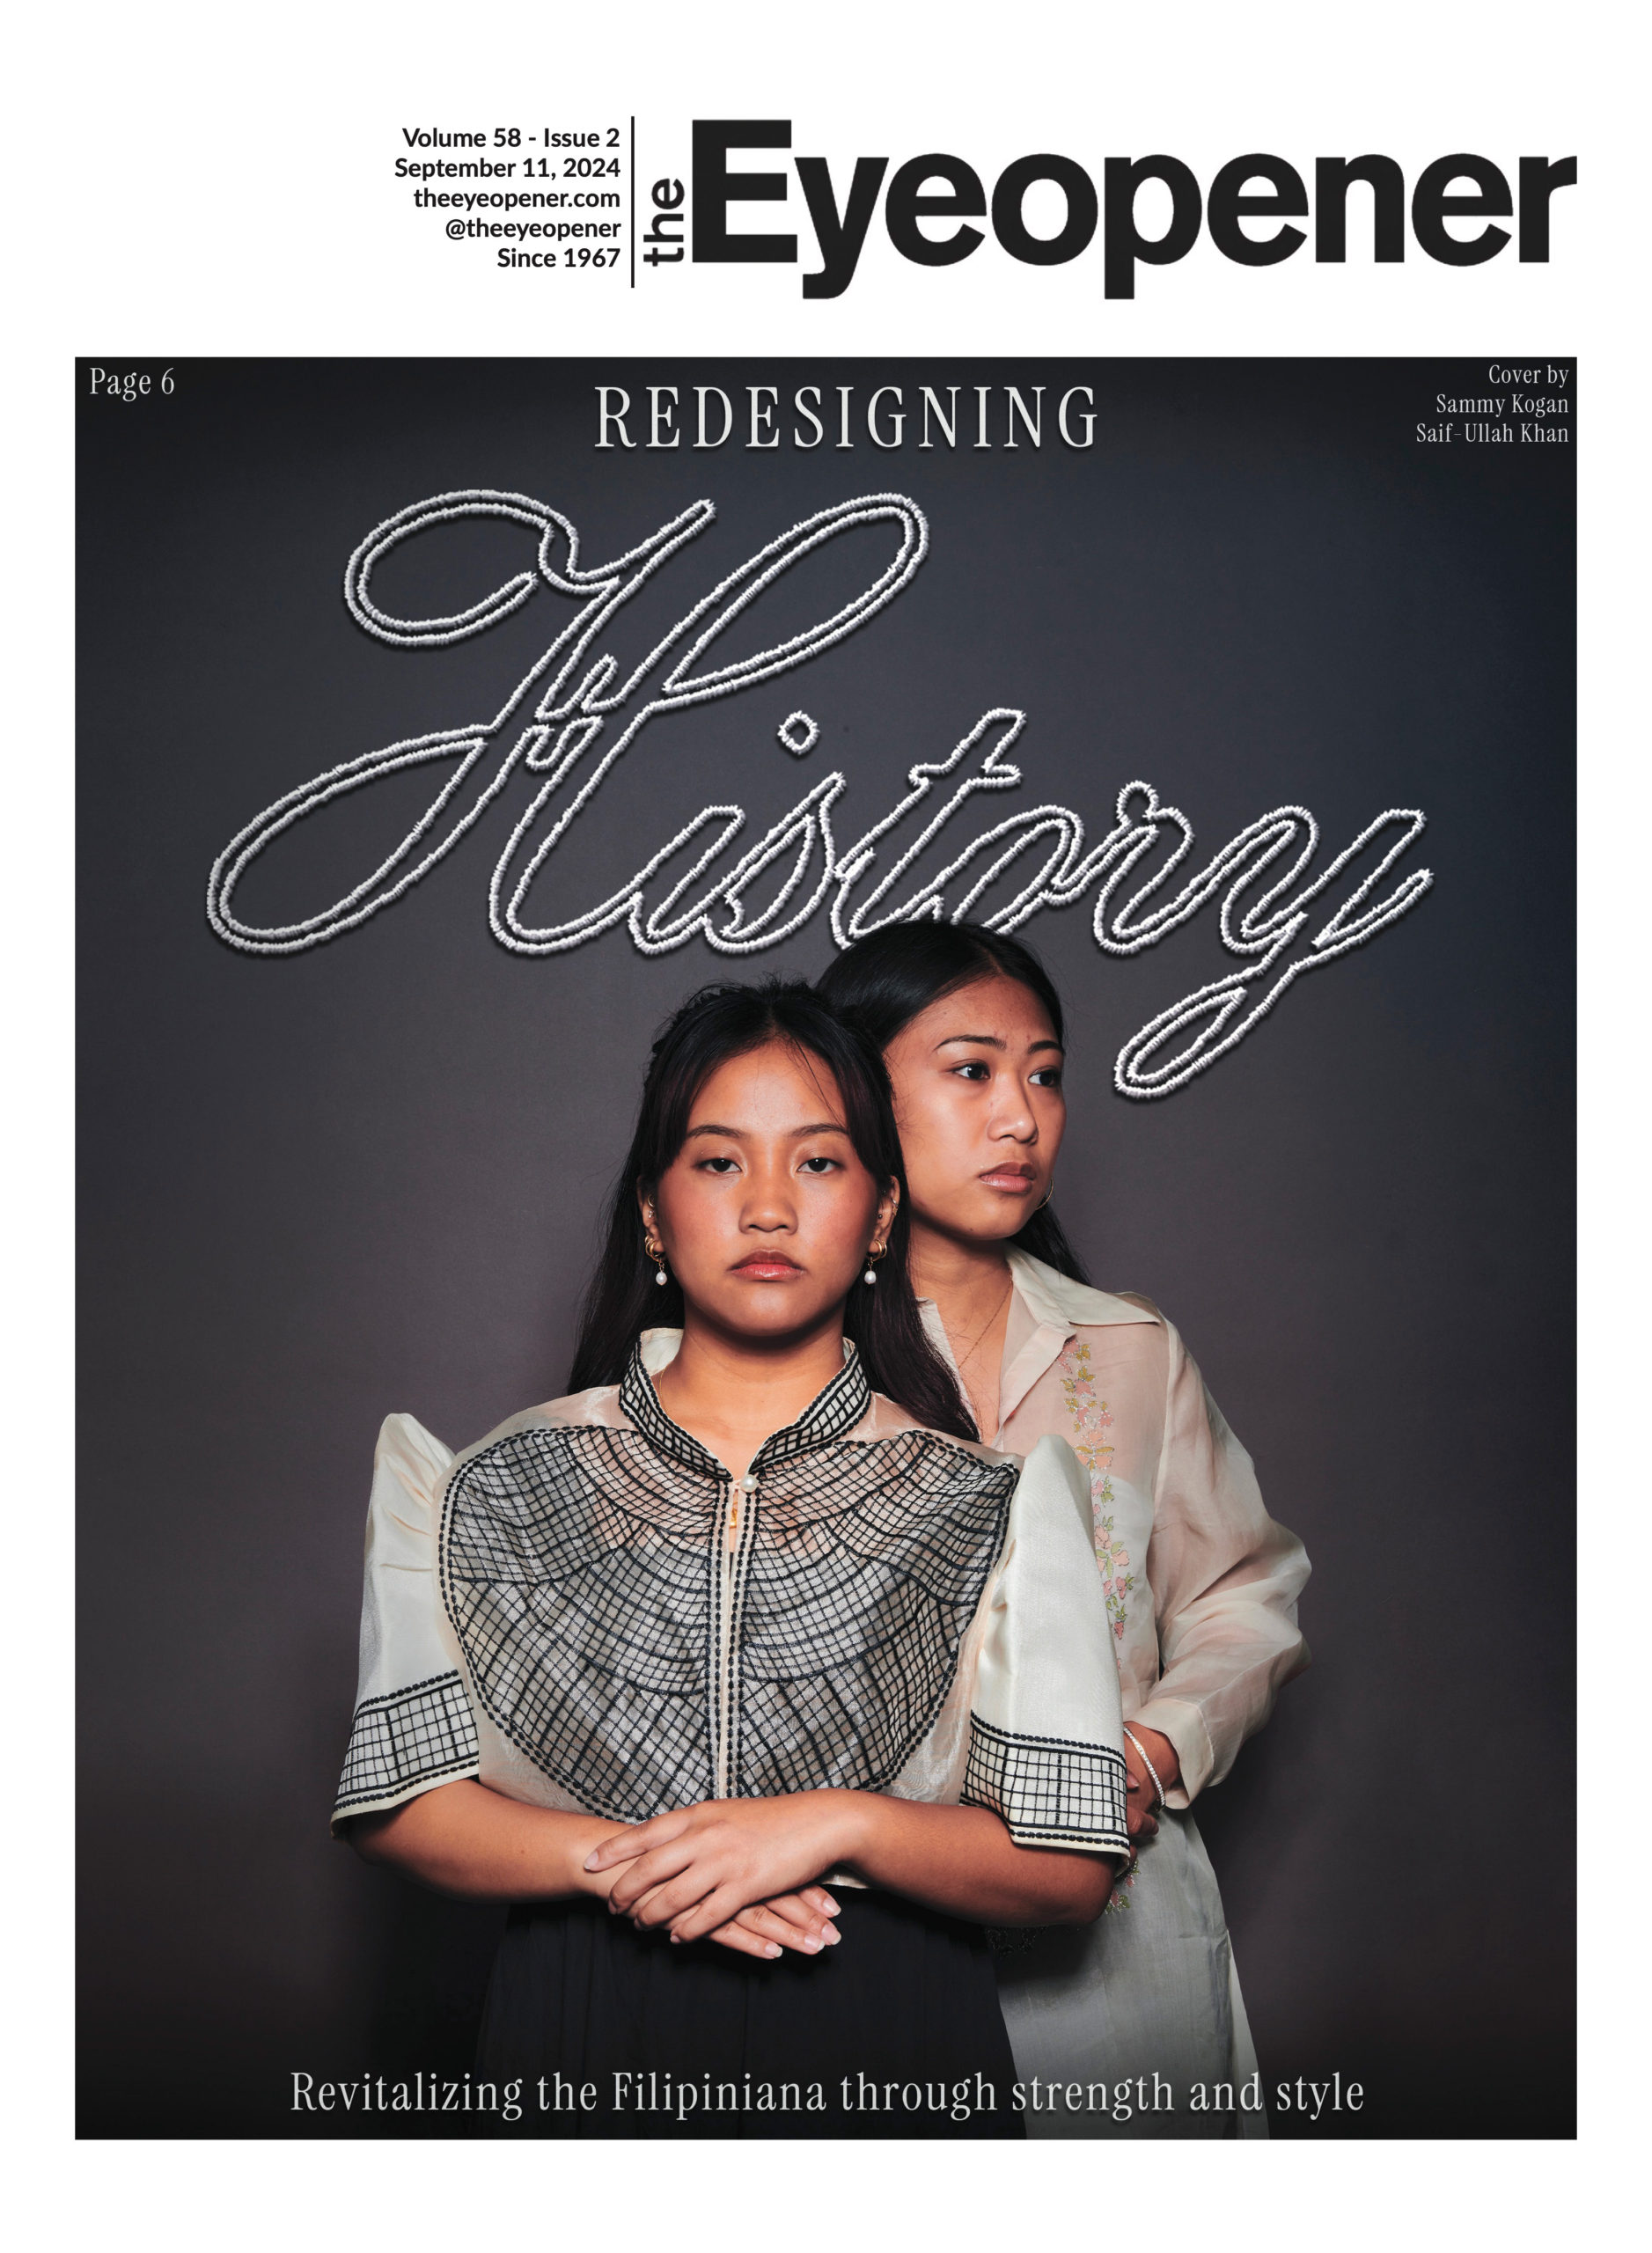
xmin=617 ymin=1335 xmax=871 ymax=1480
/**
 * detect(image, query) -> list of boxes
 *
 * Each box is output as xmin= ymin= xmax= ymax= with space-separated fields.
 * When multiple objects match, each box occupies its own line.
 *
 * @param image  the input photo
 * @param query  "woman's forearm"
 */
xmin=359 ymin=1783 xmax=1113 ymax=1930
xmin=835 ymin=1796 xmax=1114 ymax=1926
xmin=349 ymin=1780 xmax=624 ymax=1903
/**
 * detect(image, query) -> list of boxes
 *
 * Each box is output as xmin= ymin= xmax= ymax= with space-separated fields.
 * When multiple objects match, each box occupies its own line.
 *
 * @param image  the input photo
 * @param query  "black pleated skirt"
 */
xmin=474 ymin=1890 xmax=1024 ymax=2138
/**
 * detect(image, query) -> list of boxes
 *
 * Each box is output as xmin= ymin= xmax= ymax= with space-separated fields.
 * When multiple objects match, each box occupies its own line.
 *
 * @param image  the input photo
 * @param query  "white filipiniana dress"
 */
xmin=920 ymin=1252 xmax=1311 ymax=2141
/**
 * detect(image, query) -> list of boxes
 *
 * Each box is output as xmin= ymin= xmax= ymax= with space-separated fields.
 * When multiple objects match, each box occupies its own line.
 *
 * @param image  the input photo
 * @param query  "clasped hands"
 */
xmin=583 ymin=1790 xmax=859 ymax=1964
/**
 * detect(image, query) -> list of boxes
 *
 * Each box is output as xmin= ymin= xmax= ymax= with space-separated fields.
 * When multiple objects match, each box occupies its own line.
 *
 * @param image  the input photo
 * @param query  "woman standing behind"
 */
xmin=819 ymin=924 xmax=1310 ymax=2140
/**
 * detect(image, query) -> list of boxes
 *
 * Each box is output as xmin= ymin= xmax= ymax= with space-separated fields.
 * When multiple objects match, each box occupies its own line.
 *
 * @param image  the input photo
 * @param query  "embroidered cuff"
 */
xmin=331 ymin=1669 xmax=480 ymax=1834
xmin=961 ymin=1714 xmax=1129 ymax=1853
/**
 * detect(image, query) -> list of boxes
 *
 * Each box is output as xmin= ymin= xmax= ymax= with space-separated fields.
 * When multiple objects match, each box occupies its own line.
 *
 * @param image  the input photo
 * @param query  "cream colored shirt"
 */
xmin=920 ymin=1252 xmax=1310 ymax=1805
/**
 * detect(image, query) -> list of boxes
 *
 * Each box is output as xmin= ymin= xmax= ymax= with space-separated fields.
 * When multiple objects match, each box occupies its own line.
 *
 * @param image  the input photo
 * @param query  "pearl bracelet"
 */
xmin=1123 ymin=1727 xmax=1168 ymax=1809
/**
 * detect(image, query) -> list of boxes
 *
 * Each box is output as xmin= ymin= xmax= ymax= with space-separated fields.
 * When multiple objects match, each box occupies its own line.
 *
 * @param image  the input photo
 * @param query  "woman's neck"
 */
xmin=907 ymin=1222 xmax=1014 ymax=1331
xmin=907 ymin=1223 xmax=1017 ymax=1443
xmin=650 ymin=1311 xmax=850 ymax=1481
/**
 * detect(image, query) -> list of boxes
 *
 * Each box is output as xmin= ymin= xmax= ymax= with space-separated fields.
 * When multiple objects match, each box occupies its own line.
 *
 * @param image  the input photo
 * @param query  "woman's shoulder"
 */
xmin=1009 ymin=1251 xmax=1166 ymax=1333
xmin=856 ymin=1376 xmax=1126 ymax=1478
xmin=856 ymin=1389 xmax=1017 ymax=1472
xmin=367 ymin=1412 xmax=455 ymax=1522
xmin=369 ymin=1386 xmax=630 ymax=1512
xmin=452 ymin=1383 xmax=631 ymax=1464
xmin=373 ymin=1408 xmax=454 ymax=1471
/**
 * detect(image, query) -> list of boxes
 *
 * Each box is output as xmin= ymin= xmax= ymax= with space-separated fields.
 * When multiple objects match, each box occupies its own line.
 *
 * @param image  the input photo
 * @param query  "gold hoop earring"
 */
xmin=863 ymin=1241 xmax=888 ymax=1288
xmin=643 ymin=1233 xmax=668 ymax=1287
xmin=1036 ymin=1181 xmax=1054 ymax=1212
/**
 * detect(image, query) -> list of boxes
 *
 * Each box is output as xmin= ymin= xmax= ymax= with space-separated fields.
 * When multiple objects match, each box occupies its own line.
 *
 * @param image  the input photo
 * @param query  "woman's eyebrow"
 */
xmin=683 ymin=1121 xmax=850 ymax=1140
xmin=934 ymin=1033 xmax=1064 ymax=1054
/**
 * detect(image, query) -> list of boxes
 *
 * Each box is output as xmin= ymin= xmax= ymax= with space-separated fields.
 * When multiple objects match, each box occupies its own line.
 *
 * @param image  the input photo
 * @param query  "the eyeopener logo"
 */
xmin=651 ymin=122 xmax=1576 ymax=299
xmin=204 ymin=491 xmax=1432 ymax=1099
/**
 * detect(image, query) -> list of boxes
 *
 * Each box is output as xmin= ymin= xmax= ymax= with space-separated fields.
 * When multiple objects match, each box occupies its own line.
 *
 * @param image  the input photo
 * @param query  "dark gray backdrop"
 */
xmin=77 ymin=358 xmax=1574 ymax=2137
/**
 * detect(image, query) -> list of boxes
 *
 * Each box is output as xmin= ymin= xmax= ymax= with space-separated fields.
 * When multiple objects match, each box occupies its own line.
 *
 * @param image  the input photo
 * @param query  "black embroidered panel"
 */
xmin=439 ymin=1424 xmax=721 ymax=1824
xmin=962 ymin=1715 xmax=1130 ymax=1851
xmin=333 ymin=1670 xmax=480 ymax=1819
xmin=735 ymin=1430 xmax=1016 ymax=1798
xmin=438 ymin=1410 xmax=1015 ymax=1824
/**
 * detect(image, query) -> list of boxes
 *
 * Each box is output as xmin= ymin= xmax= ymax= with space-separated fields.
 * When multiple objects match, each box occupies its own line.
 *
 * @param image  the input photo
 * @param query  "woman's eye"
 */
xmin=1030 ymin=1068 xmax=1064 ymax=1088
xmin=798 ymin=1156 xmax=841 ymax=1175
xmin=698 ymin=1156 xmax=741 ymax=1174
xmin=951 ymin=1061 xmax=991 ymax=1082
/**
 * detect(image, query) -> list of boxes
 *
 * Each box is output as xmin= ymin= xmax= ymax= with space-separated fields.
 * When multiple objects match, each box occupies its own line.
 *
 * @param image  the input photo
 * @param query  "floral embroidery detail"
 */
xmin=1059 ymin=1339 xmax=1133 ymax=1642
xmin=1061 ymin=1332 xmax=1138 ymax=1913
xmin=1103 ymin=1858 xmax=1141 ymax=1914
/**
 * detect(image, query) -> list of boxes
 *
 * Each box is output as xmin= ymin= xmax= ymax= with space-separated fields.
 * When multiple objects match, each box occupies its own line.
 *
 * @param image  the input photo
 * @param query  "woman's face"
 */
xmin=642 ymin=1038 xmax=896 ymax=1345
xmin=881 ymin=974 xmax=1066 ymax=1246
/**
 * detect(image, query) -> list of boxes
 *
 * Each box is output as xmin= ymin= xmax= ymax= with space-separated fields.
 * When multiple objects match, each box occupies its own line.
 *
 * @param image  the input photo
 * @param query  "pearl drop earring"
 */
xmin=645 ymin=1232 xmax=668 ymax=1288
xmin=863 ymin=1242 xmax=886 ymax=1287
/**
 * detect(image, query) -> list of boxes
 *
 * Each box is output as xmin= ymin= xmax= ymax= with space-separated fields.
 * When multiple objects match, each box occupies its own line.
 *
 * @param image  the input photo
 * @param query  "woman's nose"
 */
xmin=989 ymin=1087 xmax=1038 ymax=1140
xmin=742 ymin=1172 xmax=797 ymax=1229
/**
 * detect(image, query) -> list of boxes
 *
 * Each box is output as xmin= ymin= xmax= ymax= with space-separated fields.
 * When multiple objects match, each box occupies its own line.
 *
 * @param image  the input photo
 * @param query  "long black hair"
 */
xmin=567 ymin=980 xmax=978 ymax=1441
xmin=815 ymin=921 xmax=1090 ymax=1285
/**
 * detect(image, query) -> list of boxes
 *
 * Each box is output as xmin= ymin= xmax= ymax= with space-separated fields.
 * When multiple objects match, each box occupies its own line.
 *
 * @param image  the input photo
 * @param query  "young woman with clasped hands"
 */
xmin=334 ymin=982 xmax=1131 ymax=2137
xmin=819 ymin=925 xmax=1311 ymax=2140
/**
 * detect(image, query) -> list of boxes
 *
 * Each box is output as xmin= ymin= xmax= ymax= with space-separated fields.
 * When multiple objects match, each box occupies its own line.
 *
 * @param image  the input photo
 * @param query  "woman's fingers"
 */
xmin=796 ymin=1886 xmax=841 ymax=1919
xmin=679 ymin=1892 xmax=846 ymax=1960
xmin=585 ymin=1810 xmax=686 ymax=1873
xmin=764 ymin=1894 xmax=841 ymax=1943
xmin=736 ymin=1899 xmax=838 ymax=1953
xmin=666 ymin=1883 xmax=769 ymax=1947
xmin=604 ymin=1840 xmax=700 ymax=1913
xmin=582 ymin=1822 xmax=645 ymax=1871
xmin=627 ymin=1868 xmax=726 ymax=1929
xmin=708 ymin=1919 xmax=784 ymax=1961
xmin=602 ymin=1808 xmax=841 ymax=1936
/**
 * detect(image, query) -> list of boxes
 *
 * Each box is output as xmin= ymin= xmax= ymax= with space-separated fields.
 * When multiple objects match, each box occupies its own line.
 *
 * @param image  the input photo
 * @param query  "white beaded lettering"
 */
xmin=205 ymin=491 xmax=1433 ymax=1099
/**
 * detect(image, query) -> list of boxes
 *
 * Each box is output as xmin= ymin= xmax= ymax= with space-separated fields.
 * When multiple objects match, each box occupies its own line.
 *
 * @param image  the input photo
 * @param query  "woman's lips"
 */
xmin=731 ymin=1255 xmax=803 ymax=1277
xmin=978 ymin=1167 xmax=1038 ymax=1193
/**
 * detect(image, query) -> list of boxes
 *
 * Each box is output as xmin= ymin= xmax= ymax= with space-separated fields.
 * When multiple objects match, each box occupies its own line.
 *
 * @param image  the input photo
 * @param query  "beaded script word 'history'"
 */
xmin=205 ymin=491 xmax=1432 ymax=1099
